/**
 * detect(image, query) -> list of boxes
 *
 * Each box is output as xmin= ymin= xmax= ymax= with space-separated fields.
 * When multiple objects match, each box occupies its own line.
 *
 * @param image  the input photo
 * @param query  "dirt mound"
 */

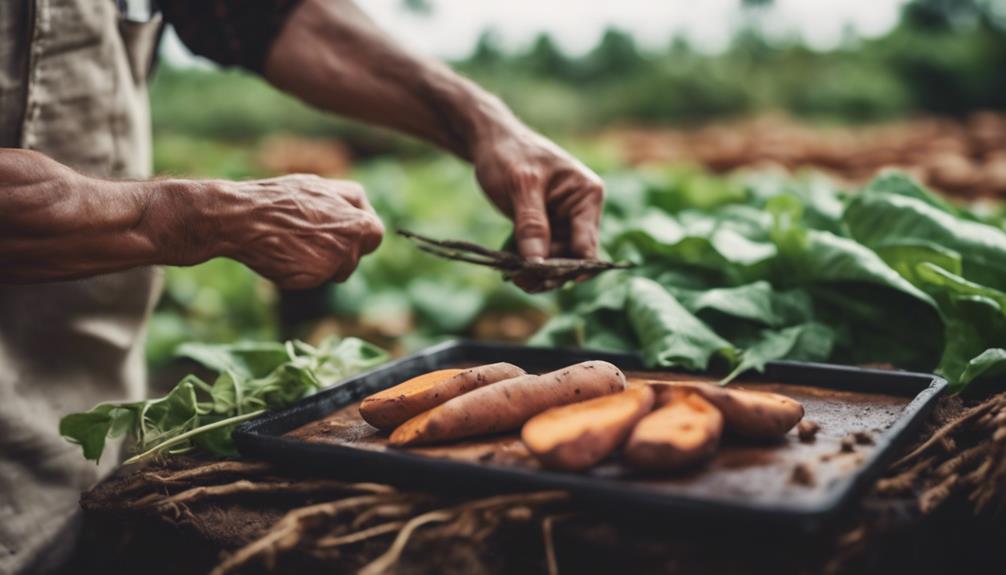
xmin=605 ymin=112 xmax=1006 ymax=199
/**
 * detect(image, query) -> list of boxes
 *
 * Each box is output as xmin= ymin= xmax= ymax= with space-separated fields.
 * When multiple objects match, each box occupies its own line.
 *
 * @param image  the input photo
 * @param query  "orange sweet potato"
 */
xmin=624 ymin=388 xmax=723 ymax=471
xmin=389 ymin=361 xmax=627 ymax=447
xmin=521 ymin=386 xmax=655 ymax=471
xmin=360 ymin=363 xmax=525 ymax=429
xmin=650 ymin=381 xmax=804 ymax=440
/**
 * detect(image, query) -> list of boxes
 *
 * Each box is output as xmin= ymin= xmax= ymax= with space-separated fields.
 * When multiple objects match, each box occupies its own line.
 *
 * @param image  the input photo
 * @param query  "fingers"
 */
xmin=512 ymin=188 xmax=551 ymax=261
xmin=338 ymin=181 xmax=378 ymax=216
xmin=569 ymin=198 xmax=602 ymax=259
xmin=545 ymin=174 xmax=604 ymax=259
xmin=357 ymin=212 xmax=384 ymax=256
xmin=277 ymin=273 xmax=322 ymax=291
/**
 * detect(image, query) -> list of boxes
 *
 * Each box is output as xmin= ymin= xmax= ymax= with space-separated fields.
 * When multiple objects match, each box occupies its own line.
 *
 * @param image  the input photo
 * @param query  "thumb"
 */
xmin=512 ymin=190 xmax=551 ymax=260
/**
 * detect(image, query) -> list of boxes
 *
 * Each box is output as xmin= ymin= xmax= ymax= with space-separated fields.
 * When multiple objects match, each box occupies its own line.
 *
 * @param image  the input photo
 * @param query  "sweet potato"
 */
xmin=389 ymin=361 xmax=627 ymax=447
xmin=624 ymin=388 xmax=723 ymax=471
xmin=521 ymin=386 xmax=655 ymax=471
xmin=360 ymin=363 xmax=525 ymax=429
xmin=651 ymin=381 xmax=804 ymax=440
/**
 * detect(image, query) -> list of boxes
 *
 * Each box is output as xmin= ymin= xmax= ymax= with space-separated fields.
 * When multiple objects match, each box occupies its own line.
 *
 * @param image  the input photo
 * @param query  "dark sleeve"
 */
xmin=159 ymin=0 xmax=304 ymax=73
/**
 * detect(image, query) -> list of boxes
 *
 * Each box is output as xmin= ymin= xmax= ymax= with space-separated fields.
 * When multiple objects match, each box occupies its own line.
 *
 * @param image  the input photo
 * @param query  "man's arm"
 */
xmin=264 ymin=0 xmax=604 ymax=262
xmin=0 ymin=148 xmax=382 ymax=287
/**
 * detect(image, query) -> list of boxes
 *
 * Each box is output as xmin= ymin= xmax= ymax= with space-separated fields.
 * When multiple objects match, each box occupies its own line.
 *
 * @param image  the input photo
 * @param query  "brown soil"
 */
xmin=602 ymin=112 xmax=1006 ymax=199
xmin=72 ymin=391 xmax=1006 ymax=575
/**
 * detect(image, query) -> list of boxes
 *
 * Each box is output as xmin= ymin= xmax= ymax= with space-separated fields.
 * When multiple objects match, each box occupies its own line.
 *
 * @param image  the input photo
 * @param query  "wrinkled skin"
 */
xmin=0 ymin=153 xmax=383 ymax=288
xmin=224 ymin=175 xmax=384 ymax=289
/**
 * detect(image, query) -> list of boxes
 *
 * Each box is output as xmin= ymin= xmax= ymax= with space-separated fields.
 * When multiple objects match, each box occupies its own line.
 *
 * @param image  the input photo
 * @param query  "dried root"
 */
xmin=211 ymin=494 xmax=403 ymax=575
xmin=881 ymin=392 xmax=1006 ymax=515
xmin=542 ymin=513 xmax=573 ymax=575
xmin=398 ymin=230 xmax=631 ymax=292
xmin=144 ymin=461 xmax=274 ymax=485
xmin=207 ymin=489 xmax=567 ymax=575
xmin=358 ymin=491 xmax=569 ymax=575
xmin=891 ymin=398 xmax=998 ymax=469
xmin=134 ymin=479 xmax=394 ymax=515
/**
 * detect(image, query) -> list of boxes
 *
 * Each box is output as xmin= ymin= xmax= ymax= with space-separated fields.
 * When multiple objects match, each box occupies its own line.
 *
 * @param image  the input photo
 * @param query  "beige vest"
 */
xmin=0 ymin=1 xmax=162 ymax=573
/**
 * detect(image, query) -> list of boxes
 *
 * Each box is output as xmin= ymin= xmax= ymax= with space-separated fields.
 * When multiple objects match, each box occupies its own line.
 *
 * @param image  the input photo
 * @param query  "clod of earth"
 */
xmin=798 ymin=420 xmax=821 ymax=443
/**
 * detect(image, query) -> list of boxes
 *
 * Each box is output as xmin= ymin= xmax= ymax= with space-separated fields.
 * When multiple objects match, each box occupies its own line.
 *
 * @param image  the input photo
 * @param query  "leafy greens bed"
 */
xmin=60 ymin=337 xmax=388 ymax=463
xmin=531 ymin=171 xmax=1006 ymax=392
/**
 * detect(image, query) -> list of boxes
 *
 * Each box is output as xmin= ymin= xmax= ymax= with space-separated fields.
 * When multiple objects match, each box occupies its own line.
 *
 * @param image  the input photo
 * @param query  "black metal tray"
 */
xmin=233 ymin=340 xmax=946 ymax=531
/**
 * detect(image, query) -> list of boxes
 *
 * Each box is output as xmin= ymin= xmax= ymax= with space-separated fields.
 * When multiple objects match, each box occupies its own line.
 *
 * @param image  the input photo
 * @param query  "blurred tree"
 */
xmin=400 ymin=0 xmax=433 ymax=16
xmin=469 ymin=29 xmax=504 ymax=69
xmin=580 ymin=28 xmax=645 ymax=82
xmin=903 ymin=0 xmax=983 ymax=30
xmin=884 ymin=0 xmax=1006 ymax=114
xmin=519 ymin=33 xmax=571 ymax=78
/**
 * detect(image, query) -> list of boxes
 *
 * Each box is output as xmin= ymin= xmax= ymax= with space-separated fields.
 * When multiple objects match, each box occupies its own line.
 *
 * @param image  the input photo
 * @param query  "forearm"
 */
xmin=264 ymin=0 xmax=527 ymax=160
xmin=0 ymin=149 xmax=224 ymax=283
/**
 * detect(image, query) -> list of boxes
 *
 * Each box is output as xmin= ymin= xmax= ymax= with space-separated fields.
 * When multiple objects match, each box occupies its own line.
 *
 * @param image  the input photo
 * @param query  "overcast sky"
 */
xmin=162 ymin=0 xmax=911 ymax=67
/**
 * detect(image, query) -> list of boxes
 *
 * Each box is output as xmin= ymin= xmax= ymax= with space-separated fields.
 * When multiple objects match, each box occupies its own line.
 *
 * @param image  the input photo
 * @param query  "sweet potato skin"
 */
xmin=360 ymin=363 xmax=525 ymax=429
xmin=522 ymin=386 xmax=655 ymax=471
xmin=389 ymin=361 xmax=627 ymax=446
xmin=624 ymin=389 xmax=723 ymax=471
xmin=652 ymin=382 xmax=804 ymax=440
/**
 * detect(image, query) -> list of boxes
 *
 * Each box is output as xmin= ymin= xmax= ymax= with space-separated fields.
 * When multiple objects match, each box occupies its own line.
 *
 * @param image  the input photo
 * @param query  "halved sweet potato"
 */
xmin=624 ymin=388 xmax=723 ymax=471
xmin=522 ymin=386 xmax=655 ymax=471
xmin=640 ymin=380 xmax=804 ymax=440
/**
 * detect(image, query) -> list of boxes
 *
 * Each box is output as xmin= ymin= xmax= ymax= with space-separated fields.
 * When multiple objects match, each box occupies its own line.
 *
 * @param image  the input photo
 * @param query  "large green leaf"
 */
xmin=873 ymin=240 xmax=963 ymax=287
xmin=862 ymin=172 xmax=965 ymax=217
xmin=176 ymin=341 xmax=290 ymax=379
xmin=721 ymin=322 xmax=835 ymax=384
xmin=810 ymin=283 xmax=944 ymax=370
xmin=612 ymin=209 xmax=776 ymax=280
xmin=626 ymin=277 xmax=736 ymax=370
xmin=915 ymin=263 xmax=1006 ymax=311
xmin=959 ymin=349 xmax=1006 ymax=389
xmin=846 ymin=177 xmax=1006 ymax=290
xmin=670 ymin=281 xmax=813 ymax=328
xmin=59 ymin=404 xmax=137 ymax=463
xmin=781 ymin=229 xmax=938 ymax=310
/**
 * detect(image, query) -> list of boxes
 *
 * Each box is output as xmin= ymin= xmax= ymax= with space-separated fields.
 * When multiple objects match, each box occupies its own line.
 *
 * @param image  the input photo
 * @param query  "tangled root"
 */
xmin=211 ymin=494 xmax=405 ymax=575
xmin=357 ymin=491 xmax=568 ymax=575
xmin=132 ymin=478 xmax=393 ymax=515
xmin=208 ymin=490 xmax=568 ymax=575
xmin=878 ymin=393 xmax=1006 ymax=514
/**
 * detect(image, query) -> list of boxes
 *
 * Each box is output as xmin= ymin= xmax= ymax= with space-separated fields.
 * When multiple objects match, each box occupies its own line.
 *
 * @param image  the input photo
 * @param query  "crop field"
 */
xmin=145 ymin=0 xmax=1006 ymax=389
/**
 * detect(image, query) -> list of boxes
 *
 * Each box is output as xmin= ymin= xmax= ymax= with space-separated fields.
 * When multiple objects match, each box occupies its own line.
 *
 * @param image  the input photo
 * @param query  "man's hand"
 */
xmin=0 ymin=149 xmax=383 ymax=287
xmin=222 ymin=175 xmax=384 ymax=289
xmin=473 ymin=129 xmax=604 ymax=261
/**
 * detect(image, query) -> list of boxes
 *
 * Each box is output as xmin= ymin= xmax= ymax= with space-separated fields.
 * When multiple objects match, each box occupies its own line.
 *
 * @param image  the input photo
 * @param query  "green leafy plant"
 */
xmin=532 ymin=170 xmax=1006 ymax=392
xmin=60 ymin=337 xmax=388 ymax=463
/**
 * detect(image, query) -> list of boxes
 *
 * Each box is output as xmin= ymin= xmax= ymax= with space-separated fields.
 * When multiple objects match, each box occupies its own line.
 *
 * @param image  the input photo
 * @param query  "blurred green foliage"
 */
xmin=145 ymin=0 xmax=1004 ymax=366
xmin=457 ymin=6 xmax=1005 ymax=130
